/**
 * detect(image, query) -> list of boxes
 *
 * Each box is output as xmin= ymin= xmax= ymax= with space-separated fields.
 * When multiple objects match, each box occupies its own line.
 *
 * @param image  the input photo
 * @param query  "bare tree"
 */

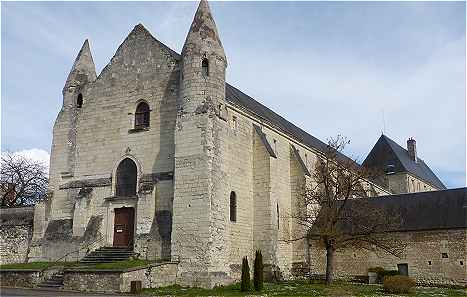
xmin=1 ymin=152 xmax=48 ymax=207
xmin=290 ymin=135 xmax=403 ymax=285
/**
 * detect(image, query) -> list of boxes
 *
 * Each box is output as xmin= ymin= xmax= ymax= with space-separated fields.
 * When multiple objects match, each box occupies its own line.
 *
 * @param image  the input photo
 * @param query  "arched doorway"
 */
xmin=115 ymin=158 xmax=137 ymax=197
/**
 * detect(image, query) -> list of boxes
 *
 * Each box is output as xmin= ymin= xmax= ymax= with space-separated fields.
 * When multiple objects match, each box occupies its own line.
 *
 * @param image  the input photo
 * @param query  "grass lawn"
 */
xmin=0 ymin=259 xmax=154 ymax=270
xmin=143 ymin=281 xmax=466 ymax=297
xmin=0 ymin=261 xmax=78 ymax=270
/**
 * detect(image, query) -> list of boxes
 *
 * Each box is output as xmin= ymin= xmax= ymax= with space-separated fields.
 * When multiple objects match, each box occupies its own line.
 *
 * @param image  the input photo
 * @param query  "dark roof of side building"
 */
xmin=363 ymin=134 xmax=446 ymax=190
xmin=363 ymin=188 xmax=466 ymax=232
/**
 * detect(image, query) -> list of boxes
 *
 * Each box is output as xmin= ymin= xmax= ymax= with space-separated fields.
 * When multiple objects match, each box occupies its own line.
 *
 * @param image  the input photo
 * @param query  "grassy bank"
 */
xmin=143 ymin=281 xmax=466 ymax=297
xmin=0 ymin=259 xmax=154 ymax=270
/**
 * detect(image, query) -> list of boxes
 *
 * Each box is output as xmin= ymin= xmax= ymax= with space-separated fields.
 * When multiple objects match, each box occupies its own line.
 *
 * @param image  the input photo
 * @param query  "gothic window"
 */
xmin=115 ymin=158 xmax=137 ymax=197
xmin=135 ymin=101 xmax=150 ymax=129
xmin=202 ymin=58 xmax=209 ymax=77
xmin=230 ymin=191 xmax=237 ymax=222
xmin=77 ymin=94 xmax=83 ymax=108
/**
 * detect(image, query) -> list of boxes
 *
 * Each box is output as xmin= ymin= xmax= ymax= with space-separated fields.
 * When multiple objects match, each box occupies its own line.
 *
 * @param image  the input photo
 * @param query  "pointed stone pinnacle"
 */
xmin=182 ymin=0 xmax=226 ymax=61
xmin=64 ymin=39 xmax=97 ymax=91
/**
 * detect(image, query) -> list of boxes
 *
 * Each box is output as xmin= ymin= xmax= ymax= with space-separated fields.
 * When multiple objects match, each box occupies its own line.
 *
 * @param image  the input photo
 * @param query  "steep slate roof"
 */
xmin=155 ymin=34 xmax=355 ymax=166
xmin=363 ymin=134 xmax=446 ymax=190
xmin=361 ymin=188 xmax=466 ymax=232
xmin=226 ymin=84 xmax=340 ymax=159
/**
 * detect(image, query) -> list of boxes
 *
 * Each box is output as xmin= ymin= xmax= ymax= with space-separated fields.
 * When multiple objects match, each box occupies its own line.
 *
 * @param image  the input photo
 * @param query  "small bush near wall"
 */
xmin=383 ymin=275 xmax=416 ymax=294
xmin=368 ymin=267 xmax=399 ymax=283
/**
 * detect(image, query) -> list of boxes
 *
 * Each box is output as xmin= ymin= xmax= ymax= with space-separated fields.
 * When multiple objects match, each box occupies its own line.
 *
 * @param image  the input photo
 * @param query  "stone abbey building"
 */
xmin=3 ymin=0 xmax=463 ymax=289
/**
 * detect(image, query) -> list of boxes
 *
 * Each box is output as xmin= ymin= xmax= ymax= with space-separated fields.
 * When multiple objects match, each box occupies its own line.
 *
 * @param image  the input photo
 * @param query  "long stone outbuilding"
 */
xmin=1 ymin=0 xmax=464 ymax=290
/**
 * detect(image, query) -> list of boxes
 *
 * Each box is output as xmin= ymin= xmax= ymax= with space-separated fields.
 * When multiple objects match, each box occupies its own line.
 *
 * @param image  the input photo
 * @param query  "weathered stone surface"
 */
xmin=0 ymin=207 xmax=34 ymax=265
xmin=8 ymin=0 xmax=459 ymax=290
xmin=305 ymin=229 xmax=466 ymax=286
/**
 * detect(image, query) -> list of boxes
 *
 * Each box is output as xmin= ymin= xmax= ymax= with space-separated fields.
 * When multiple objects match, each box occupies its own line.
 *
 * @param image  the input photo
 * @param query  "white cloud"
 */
xmin=10 ymin=148 xmax=50 ymax=172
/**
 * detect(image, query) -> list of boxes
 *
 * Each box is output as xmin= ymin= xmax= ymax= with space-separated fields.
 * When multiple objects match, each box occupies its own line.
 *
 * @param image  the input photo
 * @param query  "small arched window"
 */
xmin=135 ymin=102 xmax=150 ymax=128
xmin=230 ymin=191 xmax=237 ymax=222
xmin=77 ymin=94 xmax=83 ymax=108
xmin=115 ymin=158 xmax=137 ymax=197
xmin=202 ymin=58 xmax=209 ymax=77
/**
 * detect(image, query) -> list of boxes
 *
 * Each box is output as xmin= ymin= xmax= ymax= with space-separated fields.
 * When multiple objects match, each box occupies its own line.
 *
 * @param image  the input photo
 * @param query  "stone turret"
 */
xmin=179 ymin=0 xmax=227 ymax=114
xmin=173 ymin=0 xmax=231 ymax=288
xmin=61 ymin=39 xmax=96 ymax=176
xmin=63 ymin=40 xmax=96 ymax=94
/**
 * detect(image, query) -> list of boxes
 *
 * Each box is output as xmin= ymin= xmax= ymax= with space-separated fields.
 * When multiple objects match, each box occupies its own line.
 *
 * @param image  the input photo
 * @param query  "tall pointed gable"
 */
xmin=97 ymin=23 xmax=180 ymax=80
xmin=363 ymin=134 xmax=446 ymax=190
xmin=182 ymin=0 xmax=226 ymax=62
xmin=63 ymin=39 xmax=97 ymax=92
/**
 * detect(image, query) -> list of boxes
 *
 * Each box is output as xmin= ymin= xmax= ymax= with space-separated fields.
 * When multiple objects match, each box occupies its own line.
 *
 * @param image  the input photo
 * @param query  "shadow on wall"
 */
xmin=41 ymin=215 xmax=103 ymax=262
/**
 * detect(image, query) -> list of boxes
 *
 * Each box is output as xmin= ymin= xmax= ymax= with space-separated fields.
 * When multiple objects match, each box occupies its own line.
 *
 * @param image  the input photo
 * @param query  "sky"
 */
xmin=1 ymin=1 xmax=466 ymax=188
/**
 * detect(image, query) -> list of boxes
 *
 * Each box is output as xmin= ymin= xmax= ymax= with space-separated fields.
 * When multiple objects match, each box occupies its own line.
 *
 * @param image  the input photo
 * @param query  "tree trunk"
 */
xmin=325 ymin=245 xmax=335 ymax=285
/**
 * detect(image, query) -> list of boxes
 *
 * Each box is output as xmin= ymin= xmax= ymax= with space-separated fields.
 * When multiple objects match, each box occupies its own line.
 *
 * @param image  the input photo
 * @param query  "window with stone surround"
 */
xmin=230 ymin=191 xmax=236 ymax=222
xmin=115 ymin=158 xmax=137 ymax=197
xmin=135 ymin=101 xmax=150 ymax=129
xmin=202 ymin=58 xmax=209 ymax=77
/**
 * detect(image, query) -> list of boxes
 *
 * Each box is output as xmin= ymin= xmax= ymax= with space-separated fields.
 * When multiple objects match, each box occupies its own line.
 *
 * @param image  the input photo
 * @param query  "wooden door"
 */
xmin=113 ymin=207 xmax=135 ymax=248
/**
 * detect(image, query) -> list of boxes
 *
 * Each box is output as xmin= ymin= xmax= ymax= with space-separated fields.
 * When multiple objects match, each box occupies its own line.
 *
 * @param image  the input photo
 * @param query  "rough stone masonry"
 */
xmin=2 ymin=0 xmax=464 ymax=289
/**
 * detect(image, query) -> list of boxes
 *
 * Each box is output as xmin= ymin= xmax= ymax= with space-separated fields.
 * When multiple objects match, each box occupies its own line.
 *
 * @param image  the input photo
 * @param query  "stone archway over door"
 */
xmin=113 ymin=207 xmax=135 ymax=248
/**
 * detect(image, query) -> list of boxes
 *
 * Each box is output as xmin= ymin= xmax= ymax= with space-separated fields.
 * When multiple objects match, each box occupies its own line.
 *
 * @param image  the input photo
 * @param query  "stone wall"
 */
xmin=0 ymin=270 xmax=42 ymax=288
xmin=41 ymin=24 xmax=180 ymax=261
xmin=63 ymin=262 xmax=178 ymax=293
xmin=387 ymin=172 xmax=437 ymax=194
xmin=304 ymin=229 xmax=466 ymax=286
xmin=0 ymin=207 xmax=34 ymax=265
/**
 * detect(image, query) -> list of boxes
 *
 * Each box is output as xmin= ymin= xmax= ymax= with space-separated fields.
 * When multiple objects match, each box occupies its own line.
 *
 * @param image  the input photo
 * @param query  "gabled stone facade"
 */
xmin=20 ymin=0 xmax=456 ymax=289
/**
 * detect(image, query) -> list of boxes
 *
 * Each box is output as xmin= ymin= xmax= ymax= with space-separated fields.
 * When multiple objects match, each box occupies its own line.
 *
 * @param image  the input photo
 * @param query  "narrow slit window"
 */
xmin=277 ymin=203 xmax=280 ymax=230
xmin=202 ymin=58 xmax=209 ymax=77
xmin=77 ymin=94 xmax=83 ymax=108
xmin=230 ymin=191 xmax=236 ymax=222
xmin=135 ymin=102 xmax=150 ymax=128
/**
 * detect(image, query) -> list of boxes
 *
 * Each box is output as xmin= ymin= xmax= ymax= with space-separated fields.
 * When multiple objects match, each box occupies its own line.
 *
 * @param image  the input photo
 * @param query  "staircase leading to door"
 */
xmin=79 ymin=247 xmax=135 ymax=264
xmin=38 ymin=272 xmax=64 ymax=289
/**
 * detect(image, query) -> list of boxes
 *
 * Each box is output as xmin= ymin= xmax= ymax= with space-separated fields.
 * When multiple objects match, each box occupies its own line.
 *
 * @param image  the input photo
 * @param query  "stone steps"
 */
xmin=79 ymin=246 xmax=134 ymax=264
xmin=37 ymin=273 xmax=64 ymax=289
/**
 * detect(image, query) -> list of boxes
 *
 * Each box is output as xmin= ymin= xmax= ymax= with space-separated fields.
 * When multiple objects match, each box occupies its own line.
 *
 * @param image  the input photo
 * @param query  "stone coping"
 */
xmin=64 ymin=261 xmax=178 ymax=273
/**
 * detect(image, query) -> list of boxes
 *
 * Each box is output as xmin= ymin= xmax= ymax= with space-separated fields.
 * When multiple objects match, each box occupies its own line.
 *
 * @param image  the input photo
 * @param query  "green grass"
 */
xmin=0 ymin=259 xmax=154 ymax=270
xmin=143 ymin=281 xmax=466 ymax=297
xmin=0 ymin=261 xmax=78 ymax=270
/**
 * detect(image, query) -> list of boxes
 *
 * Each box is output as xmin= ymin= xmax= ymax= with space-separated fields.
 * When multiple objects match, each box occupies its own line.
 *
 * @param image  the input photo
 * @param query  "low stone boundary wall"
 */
xmin=64 ymin=262 xmax=178 ymax=293
xmin=0 ymin=270 xmax=43 ymax=288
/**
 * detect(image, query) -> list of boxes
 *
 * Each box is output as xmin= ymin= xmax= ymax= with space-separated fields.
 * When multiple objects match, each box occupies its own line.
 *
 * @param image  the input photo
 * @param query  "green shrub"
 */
xmin=383 ymin=275 xmax=416 ymax=294
xmin=253 ymin=250 xmax=263 ymax=291
xmin=368 ymin=267 xmax=399 ymax=283
xmin=368 ymin=266 xmax=384 ymax=274
xmin=381 ymin=270 xmax=399 ymax=278
xmin=240 ymin=256 xmax=251 ymax=292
